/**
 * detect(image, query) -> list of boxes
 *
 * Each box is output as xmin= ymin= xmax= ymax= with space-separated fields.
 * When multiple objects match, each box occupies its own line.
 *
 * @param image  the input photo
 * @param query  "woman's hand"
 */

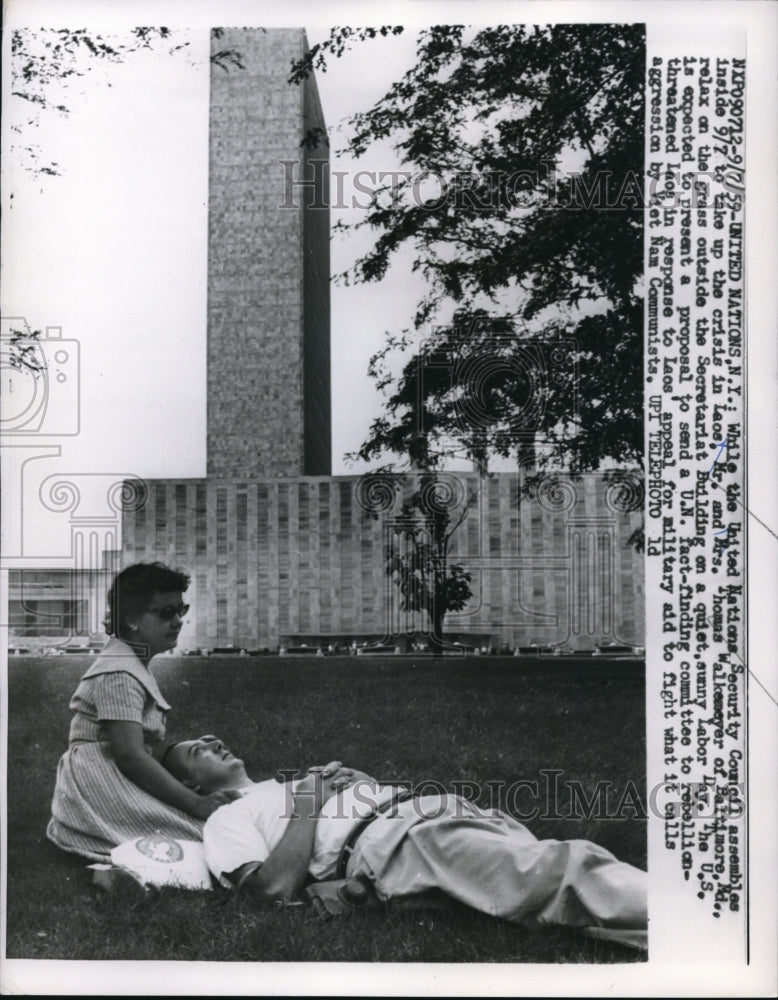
xmin=105 ymin=720 xmax=242 ymax=819
xmin=190 ymin=787 xmax=243 ymax=820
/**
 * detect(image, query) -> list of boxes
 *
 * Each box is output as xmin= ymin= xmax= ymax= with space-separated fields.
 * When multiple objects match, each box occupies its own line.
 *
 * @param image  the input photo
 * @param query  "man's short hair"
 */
xmin=158 ymin=740 xmax=190 ymax=783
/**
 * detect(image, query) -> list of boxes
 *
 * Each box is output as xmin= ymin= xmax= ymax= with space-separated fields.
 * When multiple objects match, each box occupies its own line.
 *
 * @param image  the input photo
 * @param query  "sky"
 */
xmin=4 ymin=24 xmax=424 ymax=478
xmin=2 ymin=14 xmax=435 ymax=563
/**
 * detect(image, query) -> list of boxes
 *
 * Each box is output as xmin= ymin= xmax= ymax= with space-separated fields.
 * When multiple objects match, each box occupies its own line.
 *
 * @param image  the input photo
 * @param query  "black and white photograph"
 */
xmin=1 ymin=1 xmax=775 ymax=996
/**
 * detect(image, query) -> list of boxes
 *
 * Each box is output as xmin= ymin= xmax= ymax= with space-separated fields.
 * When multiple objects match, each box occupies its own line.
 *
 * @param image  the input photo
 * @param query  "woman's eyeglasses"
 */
xmin=148 ymin=603 xmax=190 ymax=621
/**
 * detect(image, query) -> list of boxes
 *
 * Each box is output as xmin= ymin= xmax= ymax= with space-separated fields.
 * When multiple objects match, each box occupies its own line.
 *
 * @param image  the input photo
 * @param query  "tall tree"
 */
xmin=293 ymin=24 xmax=645 ymax=478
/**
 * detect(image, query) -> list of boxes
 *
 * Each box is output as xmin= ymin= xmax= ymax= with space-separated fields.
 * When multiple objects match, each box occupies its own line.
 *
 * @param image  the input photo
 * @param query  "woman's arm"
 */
xmin=105 ymin=720 xmax=239 ymax=819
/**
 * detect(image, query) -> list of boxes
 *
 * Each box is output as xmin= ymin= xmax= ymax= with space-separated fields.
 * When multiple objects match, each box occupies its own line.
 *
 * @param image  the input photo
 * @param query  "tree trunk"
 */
xmin=430 ymin=603 xmax=445 ymax=657
xmin=429 ymin=550 xmax=445 ymax=657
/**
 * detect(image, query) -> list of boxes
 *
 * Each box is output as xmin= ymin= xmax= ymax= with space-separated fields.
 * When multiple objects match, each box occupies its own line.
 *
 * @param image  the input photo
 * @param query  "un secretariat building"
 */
xmin=119 ymin=28 xmax=644 ymax=655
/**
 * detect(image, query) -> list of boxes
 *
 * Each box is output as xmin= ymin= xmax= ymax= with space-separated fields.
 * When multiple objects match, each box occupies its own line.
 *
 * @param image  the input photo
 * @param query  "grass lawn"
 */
xmin=6 ymin=654 xmax=646 ymax=964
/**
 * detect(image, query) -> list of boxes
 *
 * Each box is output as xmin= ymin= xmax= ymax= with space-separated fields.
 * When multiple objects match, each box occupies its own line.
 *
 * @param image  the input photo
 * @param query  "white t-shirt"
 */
xmin=203 ymin=778 xmax=399 ymax=885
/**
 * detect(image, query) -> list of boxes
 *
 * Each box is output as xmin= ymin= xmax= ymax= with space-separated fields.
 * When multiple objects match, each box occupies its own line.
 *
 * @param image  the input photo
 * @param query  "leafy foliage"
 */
xmin=293 ymin=24 xmax=645 ymax=476
xmin=288 ymin=26 xmax=405 ymax=85
xmin=354 ymin=307 xmax=643 ymax=475
xmin=6 ymin=327 xmax=45 ymax=375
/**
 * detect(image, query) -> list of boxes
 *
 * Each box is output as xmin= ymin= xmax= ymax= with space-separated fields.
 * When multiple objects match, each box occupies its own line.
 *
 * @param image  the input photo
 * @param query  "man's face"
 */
xmin=165 ymin=735 xmax=246 ymax=792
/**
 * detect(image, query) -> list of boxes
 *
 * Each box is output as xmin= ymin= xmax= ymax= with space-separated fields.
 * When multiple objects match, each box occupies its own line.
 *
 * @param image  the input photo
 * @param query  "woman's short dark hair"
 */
xmin=104 ymin=562 xmax=190 ymax=640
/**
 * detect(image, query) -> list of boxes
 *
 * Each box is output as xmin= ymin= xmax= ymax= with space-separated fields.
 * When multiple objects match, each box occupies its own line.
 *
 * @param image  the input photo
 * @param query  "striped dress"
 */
xmin=46 ymin=637 xmax=203 ymax=861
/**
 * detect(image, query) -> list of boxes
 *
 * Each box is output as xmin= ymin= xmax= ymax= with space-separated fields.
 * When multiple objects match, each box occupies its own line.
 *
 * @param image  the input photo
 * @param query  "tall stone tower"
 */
xmin=207 ymin=28 xmax=331 ymax=477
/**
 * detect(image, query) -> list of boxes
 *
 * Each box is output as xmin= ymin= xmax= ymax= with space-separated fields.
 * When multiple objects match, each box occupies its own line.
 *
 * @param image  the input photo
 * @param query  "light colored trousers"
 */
xmin=348 ymin=795 xmax=647 ymax=950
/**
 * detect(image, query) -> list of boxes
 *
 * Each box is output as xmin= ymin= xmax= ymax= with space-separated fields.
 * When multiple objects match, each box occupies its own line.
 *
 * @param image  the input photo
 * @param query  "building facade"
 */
xmin=121 ymin=471 xmax=644 ymax=651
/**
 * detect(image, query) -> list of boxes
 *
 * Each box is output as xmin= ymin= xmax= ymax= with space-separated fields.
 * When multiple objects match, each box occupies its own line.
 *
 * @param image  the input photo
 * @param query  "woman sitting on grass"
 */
xmin=47 ymin=562 xmax=239 ymax=861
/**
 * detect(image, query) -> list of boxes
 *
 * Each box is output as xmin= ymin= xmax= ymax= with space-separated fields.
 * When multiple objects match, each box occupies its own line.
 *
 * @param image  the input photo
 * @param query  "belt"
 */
xmin=336 ymin=787 xmax=414 ymax=879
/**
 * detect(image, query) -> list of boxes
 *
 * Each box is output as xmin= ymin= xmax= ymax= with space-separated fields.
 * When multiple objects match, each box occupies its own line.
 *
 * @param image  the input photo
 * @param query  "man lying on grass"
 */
xmin=162 ymin=735 xmax=647 ymax=951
